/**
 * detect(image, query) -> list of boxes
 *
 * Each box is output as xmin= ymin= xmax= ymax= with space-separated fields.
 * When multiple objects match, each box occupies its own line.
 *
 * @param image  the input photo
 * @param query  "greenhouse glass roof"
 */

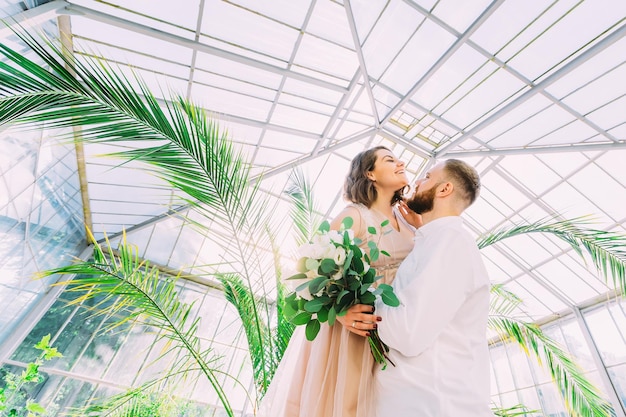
xmin=3 ymin=0 xmax=625 ymax=323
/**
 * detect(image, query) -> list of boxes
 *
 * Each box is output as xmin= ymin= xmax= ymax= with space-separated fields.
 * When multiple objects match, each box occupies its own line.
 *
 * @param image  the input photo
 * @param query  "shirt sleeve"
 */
xmin=375 ymin=229 xmax=476 ymax=357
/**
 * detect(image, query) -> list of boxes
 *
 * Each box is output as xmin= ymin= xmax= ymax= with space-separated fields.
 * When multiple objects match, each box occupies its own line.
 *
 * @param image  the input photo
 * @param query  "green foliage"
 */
xmin=484 ymin=220 xmax=620 ymax=417
xmin=478 ymin=216 xmax=626 ymax=293
xmin=0 ymin=25 xmax=284 ymax=412
xmin=77 ymin=389 xmax=202 ymax=417
xmin=39 ymin=234 xmax=235 ymax=417
xmin=492 ymin=403 xmax=539 ymax=416
xmin=0 ymin=334 xmax=62 ymax=417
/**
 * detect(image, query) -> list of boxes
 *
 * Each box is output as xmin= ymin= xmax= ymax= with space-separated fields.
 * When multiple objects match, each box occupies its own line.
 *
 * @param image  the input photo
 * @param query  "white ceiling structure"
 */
xmin=3 ymin=0 xmax=626 ymax=324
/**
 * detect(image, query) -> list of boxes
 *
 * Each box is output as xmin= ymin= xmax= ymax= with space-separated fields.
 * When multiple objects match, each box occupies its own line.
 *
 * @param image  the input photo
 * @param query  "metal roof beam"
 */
xmin=443 ymin=140 xmax=626 ymax=158
xmin=60 ymin=3 xmax=348 ymax=94
xmin=0 ymin=0 xmax=66 ymax=39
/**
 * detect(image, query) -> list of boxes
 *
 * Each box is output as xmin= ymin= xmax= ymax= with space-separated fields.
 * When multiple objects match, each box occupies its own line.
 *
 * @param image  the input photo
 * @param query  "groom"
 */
xmin=373 ymin=159 xmax=493 ymax=416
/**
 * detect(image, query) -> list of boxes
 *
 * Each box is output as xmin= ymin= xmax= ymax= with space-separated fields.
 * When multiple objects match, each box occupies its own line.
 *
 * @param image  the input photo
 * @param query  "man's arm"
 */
xmin=375 ymin=231 xmax=476 ymax=357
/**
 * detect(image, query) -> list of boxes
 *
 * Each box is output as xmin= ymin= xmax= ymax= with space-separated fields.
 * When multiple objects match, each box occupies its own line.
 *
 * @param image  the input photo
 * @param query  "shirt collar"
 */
xmin=415 ymin=216 xmax=464 ymax=238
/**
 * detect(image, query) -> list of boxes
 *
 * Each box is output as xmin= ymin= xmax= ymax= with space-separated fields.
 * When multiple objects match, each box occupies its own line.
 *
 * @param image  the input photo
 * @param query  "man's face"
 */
xmin=405 ymin=163 xmax=446 ymax=214
xmin=406 ymin=182 xmax=439 ymax=214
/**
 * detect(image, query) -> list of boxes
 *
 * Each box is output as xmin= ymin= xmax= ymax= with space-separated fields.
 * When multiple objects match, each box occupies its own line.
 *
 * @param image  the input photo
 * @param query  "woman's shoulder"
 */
xmin=330 ymin=204 xmax=369 ymax=236
xmin=332 ymin=204 xmax=364 ymax=224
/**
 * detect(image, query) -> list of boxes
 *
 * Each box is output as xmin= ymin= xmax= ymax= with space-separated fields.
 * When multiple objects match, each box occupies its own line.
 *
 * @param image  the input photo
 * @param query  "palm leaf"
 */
xmin=38 ymin=232 xmax=235 ymax=416
xmin=478 ymin=216 xmax=626 ymax=292
xmin=1 ymin=27 xmax=283 ymax=407
xmin=490 ymin=284 xmax=523 ymax=317
xmin=481 ymin=218 xmax=625 ymax=416
xmin=491 ymin=403 xmax=539 ymax=417
xmin=285 ymin=167 xmax=323 ymax=246
xmin=489 ymin=316 xmax=613 ymax=417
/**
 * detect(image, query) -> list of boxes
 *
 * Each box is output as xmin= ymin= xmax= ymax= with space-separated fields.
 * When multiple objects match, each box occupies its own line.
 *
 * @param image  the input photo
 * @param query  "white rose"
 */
xmin=328 ymin=230 xmax=343 ymax=244
xmin=298 ymin=243 xmax=315 ymax=258
xmin=313 ymin=233 xmax=331 ymax=247
xmin=323 ymin=244 xmax=336 ymax=259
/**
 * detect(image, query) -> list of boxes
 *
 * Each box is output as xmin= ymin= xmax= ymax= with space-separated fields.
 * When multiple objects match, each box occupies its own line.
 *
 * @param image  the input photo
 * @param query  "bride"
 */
xmin=259 ymin=146 xmax=420 ymax=417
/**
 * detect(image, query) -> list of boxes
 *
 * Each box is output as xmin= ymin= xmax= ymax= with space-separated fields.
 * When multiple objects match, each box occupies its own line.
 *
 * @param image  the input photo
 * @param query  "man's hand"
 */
xmin=399 ymin=201 xmax=423 ymax=229
xmin=337 ymin=304 xmax=381 ymax=337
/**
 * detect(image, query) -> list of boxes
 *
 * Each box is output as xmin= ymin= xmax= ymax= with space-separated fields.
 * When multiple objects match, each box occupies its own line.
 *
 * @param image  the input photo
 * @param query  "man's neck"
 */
xmin=420 ymin=207 xmax=461 ymax=226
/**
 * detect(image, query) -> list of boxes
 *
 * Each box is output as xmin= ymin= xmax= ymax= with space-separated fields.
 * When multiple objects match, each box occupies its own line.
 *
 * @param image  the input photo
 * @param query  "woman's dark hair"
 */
xmin=343 ymin=146 xmax=404 ymax=207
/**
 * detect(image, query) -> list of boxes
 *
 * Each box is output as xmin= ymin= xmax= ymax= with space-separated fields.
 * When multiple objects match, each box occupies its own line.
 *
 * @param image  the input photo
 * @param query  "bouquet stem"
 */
xmin=368 ymin=330 xmax=395 ymax=370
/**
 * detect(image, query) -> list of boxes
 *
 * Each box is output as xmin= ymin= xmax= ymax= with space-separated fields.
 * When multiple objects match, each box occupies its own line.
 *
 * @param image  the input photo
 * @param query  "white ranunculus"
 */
xmin=362 ymin=261 xmax=370 ymax=274
xmin=333 ymin=247 xmax=346 ymax=265
xmin=331 ymin=270 xmax=343 ymax=280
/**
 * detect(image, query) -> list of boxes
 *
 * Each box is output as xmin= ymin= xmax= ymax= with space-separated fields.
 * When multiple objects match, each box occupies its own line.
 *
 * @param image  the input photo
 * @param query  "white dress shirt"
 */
xmin=374 ymin=216 xmax=493 ymax=417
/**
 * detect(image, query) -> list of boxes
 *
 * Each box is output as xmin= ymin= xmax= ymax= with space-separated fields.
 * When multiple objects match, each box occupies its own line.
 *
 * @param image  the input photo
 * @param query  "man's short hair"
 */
xmin=443 ymin=159 xmax=481 ymax=206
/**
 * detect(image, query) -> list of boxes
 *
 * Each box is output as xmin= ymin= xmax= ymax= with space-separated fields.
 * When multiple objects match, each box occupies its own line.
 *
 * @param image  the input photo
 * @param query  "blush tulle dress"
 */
xmin=258 ymin=203 xmax=415 ymax=417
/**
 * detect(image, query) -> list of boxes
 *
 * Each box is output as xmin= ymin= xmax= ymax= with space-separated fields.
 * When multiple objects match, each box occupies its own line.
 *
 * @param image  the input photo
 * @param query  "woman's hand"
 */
xmin=337 ymin=304 xmax=381 ymax=337
xmin=398 ymin=201 xmax=423 ymax=229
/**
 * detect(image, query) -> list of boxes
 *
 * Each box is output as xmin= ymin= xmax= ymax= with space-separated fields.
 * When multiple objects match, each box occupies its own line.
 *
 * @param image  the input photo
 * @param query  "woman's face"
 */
xmin=367 ymin=149 xmax=408 ymax=192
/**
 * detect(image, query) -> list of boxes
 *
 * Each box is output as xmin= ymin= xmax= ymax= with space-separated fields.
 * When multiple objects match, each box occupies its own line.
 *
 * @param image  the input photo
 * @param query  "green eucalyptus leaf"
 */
xmin=359 ymin=291 xmax=376 ymax=305
xmin=337 ymin=290 xmax=350 ymax=304
xmin=352 ymin=257 xmax=364 ymax=273
xmin=342 ymin=216 xmax=354 ymax=229
xmin=380 ymin=219 xmax=390 ymax=227
xmin=304 ymin=297 xmax=329 ymax=313
xmin=367 ymin=226 xmax=377 ymax=234
xmin=320 ymin=258 xmax=337 ymax=274
xmin=317 ymin=307 xmax=329 ymax=323
xmin=363 ymin=269 xmax=376 ymax=284
xmin=285 ymin=272 xmax=308 ymax=280
xmin=291 ymin=311 xmax=313 ymax=325
xmin=295 ymin=280 xmax=311 ymax=293
xmin=379 ymin=283 xmax=400 ymax=307
xmin=343 ymin=251 xmax=354 ymax=271
xmin=305 ymin=258 xmax=320 ymax=271
xmin=308 ymin=276 xmax=330 ymax=294
xmin=328 ymin=306 xmax=337 ymax=325
xmin=319 ymin=221 xmax=330 ymax=233
xmin=305 ymin=319 xmax=321 ymax=341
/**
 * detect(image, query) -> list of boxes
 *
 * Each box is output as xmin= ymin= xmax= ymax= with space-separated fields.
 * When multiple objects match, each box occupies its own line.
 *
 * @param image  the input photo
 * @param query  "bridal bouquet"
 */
xmin=283 ymin=217 xmax=399 ymax=368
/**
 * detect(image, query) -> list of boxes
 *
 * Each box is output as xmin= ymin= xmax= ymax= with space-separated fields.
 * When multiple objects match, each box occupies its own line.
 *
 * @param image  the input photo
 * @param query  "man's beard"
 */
xmin=406 ymin=184 xmax=438 ymax=214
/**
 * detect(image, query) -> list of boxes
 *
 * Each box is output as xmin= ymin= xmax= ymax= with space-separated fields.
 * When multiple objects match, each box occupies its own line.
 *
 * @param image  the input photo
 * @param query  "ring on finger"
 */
xmin=352 ymin=321 xmax=356 ymax=328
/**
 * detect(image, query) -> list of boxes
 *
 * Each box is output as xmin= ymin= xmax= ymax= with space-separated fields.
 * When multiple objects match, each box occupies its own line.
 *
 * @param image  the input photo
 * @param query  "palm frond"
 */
xmin=38 ymin=233 xmax=235 ymax=417
xmin=491 ymin=403 xmax=539 ymax=417
xmin=1 ymin=27 xmax=285 ymax=406
xmin=478 ymin=217 xmax=626 ymax=293
xmin=489 ymin=316 xmax=613 ymax=417
xmin=490 ymin=284 xmax=523 ymax=317
xmin=219 ymin=274 xmax=275 ymax=395
xmin=285 ymin=167 xmax=323 ymax=246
